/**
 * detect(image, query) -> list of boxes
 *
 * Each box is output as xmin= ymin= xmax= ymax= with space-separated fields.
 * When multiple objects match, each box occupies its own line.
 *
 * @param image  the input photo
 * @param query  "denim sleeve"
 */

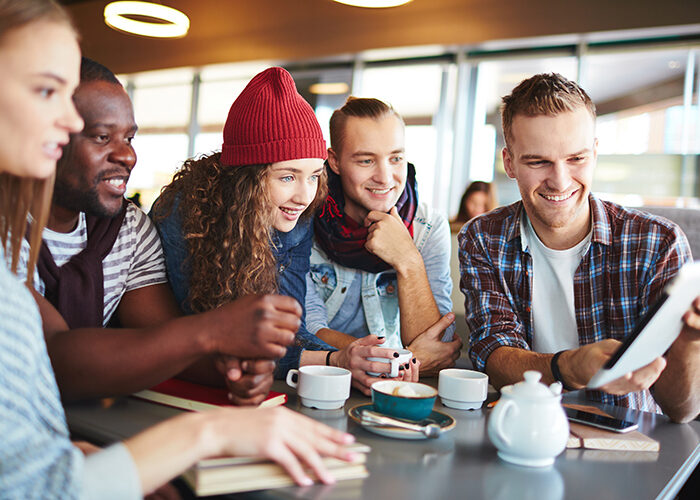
xmin=304 ymin=272 xmax=330 ymax=334
xmin=149 ymin=200 xmax=193 ymax=314
xmin=420 ymin=211 xmax=456 ymax=341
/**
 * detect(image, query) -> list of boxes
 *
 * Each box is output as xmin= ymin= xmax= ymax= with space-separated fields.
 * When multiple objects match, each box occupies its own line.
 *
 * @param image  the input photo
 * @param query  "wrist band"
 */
xmin=325 ymin=351 xmax=333 ymax=366
xmin=550 ymin=350 xmax=576 ymax=391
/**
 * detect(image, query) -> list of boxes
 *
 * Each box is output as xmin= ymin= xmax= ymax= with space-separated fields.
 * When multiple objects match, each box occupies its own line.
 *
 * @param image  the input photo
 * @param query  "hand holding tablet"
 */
xmin=587 ymin=261 xmax=700 ymax=389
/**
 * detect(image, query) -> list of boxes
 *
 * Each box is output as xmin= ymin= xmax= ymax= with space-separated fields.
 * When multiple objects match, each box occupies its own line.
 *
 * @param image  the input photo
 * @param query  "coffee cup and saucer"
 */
xmin=286 ymin=365 xmax=351 ymax=410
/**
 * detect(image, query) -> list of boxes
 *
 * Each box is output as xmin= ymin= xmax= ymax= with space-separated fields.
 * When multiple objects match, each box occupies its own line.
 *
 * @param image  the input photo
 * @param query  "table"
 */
xmin=65 ymin=380 xmax=699 ymax=500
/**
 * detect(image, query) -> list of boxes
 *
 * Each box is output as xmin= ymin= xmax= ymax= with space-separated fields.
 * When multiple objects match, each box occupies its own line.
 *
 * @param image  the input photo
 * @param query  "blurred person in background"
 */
xmin=450 ymin=181 xmax=497 ymax=232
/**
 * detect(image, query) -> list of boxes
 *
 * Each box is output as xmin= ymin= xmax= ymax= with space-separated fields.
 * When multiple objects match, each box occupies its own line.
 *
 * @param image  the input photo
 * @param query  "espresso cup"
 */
xmin=286 ymin=365 xmax=351 ymax=410
xmin=367 ymin=348 xmax=413 ymax=378
xmin=438 ymin=368 xmax=489 ymax=410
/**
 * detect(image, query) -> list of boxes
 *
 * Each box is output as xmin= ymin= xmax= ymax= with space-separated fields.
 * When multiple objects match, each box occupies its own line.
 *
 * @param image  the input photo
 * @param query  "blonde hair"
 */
xmin=501 ymin=73 xmax=596 ymax=148
xmin=329 ymin=97 xmax=404 ymax=154
xmin=0 ymin=0 xmax=75 ymax=284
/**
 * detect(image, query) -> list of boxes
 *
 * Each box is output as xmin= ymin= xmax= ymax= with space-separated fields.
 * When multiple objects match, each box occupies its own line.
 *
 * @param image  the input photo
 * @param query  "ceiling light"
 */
xmin=104 ymin=1 xmax=190 ymax=38
xmin=309 ymin=82 xmax=350 ymax=95
xmin=333 ymin=0 xmax=413 ymax=8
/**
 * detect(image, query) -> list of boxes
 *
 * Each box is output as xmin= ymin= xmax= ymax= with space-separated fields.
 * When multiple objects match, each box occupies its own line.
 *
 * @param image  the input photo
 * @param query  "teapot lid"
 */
xmin=501 ymin=370 xmax=561 ymax=400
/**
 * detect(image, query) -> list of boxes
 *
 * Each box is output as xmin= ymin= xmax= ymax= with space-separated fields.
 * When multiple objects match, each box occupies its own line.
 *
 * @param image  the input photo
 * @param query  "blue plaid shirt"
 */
xmin=458 ymin=195 xmax=691 ymax=412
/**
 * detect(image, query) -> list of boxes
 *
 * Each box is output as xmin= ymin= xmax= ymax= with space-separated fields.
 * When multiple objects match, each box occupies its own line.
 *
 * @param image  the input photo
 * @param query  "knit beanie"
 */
xmin=221 ymin=67 xmax=327 ymax=166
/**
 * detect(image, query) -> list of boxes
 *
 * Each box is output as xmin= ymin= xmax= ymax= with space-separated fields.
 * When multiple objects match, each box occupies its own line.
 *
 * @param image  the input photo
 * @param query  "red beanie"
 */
xmin=221 ymin=67 xmax=327 ymax=166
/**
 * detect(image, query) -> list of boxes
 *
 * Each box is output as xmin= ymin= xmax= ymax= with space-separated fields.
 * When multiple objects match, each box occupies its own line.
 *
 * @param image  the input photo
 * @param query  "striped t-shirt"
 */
xmin=18 ymin=202 xmax=168 ymax=326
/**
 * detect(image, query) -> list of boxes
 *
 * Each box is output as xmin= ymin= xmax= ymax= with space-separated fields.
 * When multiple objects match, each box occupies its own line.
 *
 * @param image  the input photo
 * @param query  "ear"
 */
xmin=592 ymin=137 xmax=599 ymax=162
xmin=327 ymin=148 xmax=341 ymax=175
xmin=502 ymin=147 xmax=516 ymax=179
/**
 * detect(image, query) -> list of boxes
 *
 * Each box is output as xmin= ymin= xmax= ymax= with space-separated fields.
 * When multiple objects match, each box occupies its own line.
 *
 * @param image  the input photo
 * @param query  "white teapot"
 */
xmin=487 ymin=370 xmax=569 ymax=467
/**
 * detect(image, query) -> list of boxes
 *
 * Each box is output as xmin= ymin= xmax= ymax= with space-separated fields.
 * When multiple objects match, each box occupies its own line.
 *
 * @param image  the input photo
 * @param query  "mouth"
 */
xmin=367 ymin=186 xmax=394 ymax=196
xmin=279 ymin=206 xmax=305 ymax=221
xmin=539 ymin=190 xmax=577 ymax=203
xmin=101 ymin=176 xmax=129 ymax=196
xmin=42 ymin=141 xmax=66 ymax=161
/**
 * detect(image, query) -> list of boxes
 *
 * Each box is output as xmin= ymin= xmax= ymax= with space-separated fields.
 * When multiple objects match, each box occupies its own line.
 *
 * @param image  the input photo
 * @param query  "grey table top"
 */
xmin=65 ymin=380 xmax=699 ymax=500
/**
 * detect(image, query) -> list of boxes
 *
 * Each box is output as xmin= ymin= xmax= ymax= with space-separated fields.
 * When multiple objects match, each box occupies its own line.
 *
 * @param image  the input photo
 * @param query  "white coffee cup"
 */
xmin=286 ymin=365 xmax=351 ymax=410
xmin=367 ymin=348 xmax=413 ymax=378
xmin=438 ymin=368 xmax=489 ymax=410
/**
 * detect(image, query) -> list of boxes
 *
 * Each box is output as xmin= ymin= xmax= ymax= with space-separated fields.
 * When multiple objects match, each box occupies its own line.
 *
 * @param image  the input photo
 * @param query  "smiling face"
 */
xmin=0 ymin=21 xmax=82 ymax=179
xmin=465 ymin=191 xmax=490 ymax=220
xmin=267 ymin=158 xmax=324 ymax=232
xmin=503 ymin=107 xmax=597 ymax=249
xmin=328 ymin=114 xmax=407 ymax=223
xmin=53 ymin=80 xmax=138 ymax=219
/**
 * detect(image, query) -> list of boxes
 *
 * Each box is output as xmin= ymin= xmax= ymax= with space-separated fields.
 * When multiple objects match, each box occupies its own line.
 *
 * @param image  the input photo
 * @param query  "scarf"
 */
xmin=37 ymin=201 xmax=128 ymax=329
xmin=314 ymin=162 xmax=418 ymax=273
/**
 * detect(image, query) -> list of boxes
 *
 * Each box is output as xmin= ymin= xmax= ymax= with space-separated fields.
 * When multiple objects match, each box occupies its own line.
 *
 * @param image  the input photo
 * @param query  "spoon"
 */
xmin=361 ymin=410 xmax=442 ymax=438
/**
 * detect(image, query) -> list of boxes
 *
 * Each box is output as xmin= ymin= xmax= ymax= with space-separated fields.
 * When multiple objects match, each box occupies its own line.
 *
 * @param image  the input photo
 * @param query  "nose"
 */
xmin=59 ymin=97 xmax=83 ymax=134
xmin=373 ymin=159 xmax=393 ymax=185
xmin=109 ymin=140 xmax=137 ymax=170
xmin=293 ymin=179 xmax=317 ymax=207
xmin=547 ymin=160 xmax=572 ymax=191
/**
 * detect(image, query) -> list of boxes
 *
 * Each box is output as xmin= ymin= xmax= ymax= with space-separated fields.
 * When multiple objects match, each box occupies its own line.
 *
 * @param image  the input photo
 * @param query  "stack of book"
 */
xmin=182 ymin=443 xmax=371 ymax=496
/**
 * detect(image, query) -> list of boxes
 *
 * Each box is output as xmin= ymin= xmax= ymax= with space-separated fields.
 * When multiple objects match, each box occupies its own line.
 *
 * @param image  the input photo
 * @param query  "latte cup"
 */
xmin=367 ymin=348 xmax=413 ymax=378
xmin=438 ymin=368 xmax=489 ymax=410
xmin=286 ymin=365 xmax=351 ymax=410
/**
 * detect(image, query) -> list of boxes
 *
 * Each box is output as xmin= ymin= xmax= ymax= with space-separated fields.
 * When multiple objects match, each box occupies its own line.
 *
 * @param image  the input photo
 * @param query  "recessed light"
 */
xmin=333 ymin=0 xmax=413 ymax=8
xmin=104 ymin=1 xmax=190 ymax=38
xmin=309 ymin=82 xmax=350 ymax=95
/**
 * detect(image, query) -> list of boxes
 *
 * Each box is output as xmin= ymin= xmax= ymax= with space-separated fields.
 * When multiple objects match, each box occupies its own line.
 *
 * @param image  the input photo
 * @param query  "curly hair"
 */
xmin=154 ymin=152 xmax=327 ymax=313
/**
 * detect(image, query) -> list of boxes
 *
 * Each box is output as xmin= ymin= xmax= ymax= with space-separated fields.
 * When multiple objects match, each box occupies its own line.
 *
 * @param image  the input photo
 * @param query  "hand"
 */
xmin=204 ymin=294 xmax=301 ymax=359
xmin=406 ymin=313 xmax=461 ymax=376
xmin=212 ymin=407 xmax=357 ymax=486
xmin=561 ymin=339 xmax=667 ymax=394
xmin=72 ymin=440 xmax=101 ymax=456
xmin=398 ymin=356 xmax=421 ymax=382
xmin=215 ymin=357 xmax=275 ymax=406
xmin=331 ymin=335 xmax=399 ymax=396
xmin=364 ymin=207 xmax=421 ymax=270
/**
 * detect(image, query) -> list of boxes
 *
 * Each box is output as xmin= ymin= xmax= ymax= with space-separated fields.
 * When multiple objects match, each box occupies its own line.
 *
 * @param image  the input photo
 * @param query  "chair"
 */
xmin=638 ymin=206 xmax=700 ymax=259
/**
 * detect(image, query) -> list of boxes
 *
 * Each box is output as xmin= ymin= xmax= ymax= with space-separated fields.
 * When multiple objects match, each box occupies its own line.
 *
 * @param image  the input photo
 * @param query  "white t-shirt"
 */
xmin=18 ymin=203 xmax=168 ymax=326
xmin=521 ymin=215 xmax=592 ymax=353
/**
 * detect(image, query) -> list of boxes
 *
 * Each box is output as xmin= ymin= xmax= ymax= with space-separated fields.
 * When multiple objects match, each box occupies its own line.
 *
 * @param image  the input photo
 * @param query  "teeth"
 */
xmin=280 ymin=207 xmax=302 ymax=215
xmin=107 ymin=179 xmax=124 ymax=187
xmin=369 ymin=188 xmax=391 ymax=194
xmin=542 ymin=193 xmax=573 ymax=202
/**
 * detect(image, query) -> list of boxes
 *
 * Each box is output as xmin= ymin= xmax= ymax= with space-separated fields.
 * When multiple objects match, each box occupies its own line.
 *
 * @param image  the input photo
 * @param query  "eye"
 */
xmin=37 ymin=87 xmax=56 ymax=99
xmin=527 ymin=160 xmax=547 ymax=167
xmin=391 ymin=155 xmax=404 ymax=163
xmin=570 ymin=156 xmax=585 ymax=162
xmin=280 ymin=175 xmax=294 ymax=182
xmin=310 ymin=174 xmax=320 ymax=182
xmin=357 ymin=158 xmax=372 ymax=166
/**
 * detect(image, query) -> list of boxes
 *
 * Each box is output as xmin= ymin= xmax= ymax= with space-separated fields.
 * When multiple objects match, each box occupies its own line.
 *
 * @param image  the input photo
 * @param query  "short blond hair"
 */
xmin=329 ymin=97 xmax=404 ymax=154
xmin=501 ymin=73 xmax=595 ymax=147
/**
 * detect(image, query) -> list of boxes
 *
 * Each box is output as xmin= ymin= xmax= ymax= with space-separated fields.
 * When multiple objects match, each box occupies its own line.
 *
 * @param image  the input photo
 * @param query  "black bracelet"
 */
xmin=550 ymin=350 xmax=576 ymax=391
xmin=325 ymin=351 xmax=333 ymax=366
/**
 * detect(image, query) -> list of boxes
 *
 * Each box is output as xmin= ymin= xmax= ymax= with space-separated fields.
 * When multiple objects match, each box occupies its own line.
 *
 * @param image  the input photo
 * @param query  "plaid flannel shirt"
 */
xmin=458 ymin=195 xmax=691 ymax=412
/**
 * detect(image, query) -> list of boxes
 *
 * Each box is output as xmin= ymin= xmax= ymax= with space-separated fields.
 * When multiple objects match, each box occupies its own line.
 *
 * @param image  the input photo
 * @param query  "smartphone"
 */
xmin=564 ymin=407 xmax=638 ymax=433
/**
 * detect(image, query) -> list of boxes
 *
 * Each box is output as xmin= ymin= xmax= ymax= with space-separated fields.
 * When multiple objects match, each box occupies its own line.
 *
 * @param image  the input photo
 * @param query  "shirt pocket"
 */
xmin=375 ymin=272 xmax=398 ymax=297
xmin=309 ymin=264 xmax=338 ymax=301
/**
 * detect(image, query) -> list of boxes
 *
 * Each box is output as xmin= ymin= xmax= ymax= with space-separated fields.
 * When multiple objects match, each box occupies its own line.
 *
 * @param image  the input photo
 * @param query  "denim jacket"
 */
xmin=151 ymin=200 xmax=333 ymax=379
xmin=306 ymin=203 xmax=454 ymax=349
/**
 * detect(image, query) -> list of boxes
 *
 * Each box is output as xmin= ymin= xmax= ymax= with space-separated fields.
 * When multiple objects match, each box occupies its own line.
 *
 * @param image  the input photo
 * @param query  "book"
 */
xmin=564 ymin=404 xmax=659 ymax=452
xmin=182 ymin=443 xmax=371 ymax=496
xmin=131 ymin=378 xmax=287 ymax=411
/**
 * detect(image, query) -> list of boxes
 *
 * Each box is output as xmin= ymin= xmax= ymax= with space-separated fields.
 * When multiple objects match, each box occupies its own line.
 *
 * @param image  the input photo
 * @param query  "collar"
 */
xmin=510 ymin=194 xmax=612 ymax=252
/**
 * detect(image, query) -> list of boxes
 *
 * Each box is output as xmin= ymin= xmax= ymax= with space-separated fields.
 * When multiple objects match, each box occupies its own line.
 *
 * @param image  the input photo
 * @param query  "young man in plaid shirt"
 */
xmin=459 ymin=73 xmax=699 ymax=422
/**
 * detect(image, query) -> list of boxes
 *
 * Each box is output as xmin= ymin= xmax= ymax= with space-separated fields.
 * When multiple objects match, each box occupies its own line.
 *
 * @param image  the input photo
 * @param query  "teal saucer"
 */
xmin=348 ymin=403 xmax=456 ymax=440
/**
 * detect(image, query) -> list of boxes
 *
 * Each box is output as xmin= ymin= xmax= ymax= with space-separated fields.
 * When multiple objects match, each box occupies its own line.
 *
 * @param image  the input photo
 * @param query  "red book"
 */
xmin=132 ymin=378 xmax=287 ymax=411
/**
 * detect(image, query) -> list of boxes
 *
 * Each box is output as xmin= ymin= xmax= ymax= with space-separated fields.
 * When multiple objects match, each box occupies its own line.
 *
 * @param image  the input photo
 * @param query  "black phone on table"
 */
xmin=564 ymin=407 xmax=638 ymax=433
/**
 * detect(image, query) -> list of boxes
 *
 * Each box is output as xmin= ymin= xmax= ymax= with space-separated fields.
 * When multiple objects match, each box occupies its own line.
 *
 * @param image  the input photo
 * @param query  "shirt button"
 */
xmin=341 ymin=287 xmax=347 ymax=293
xmin=321 ymin=275 xmax=329 ymax=284
xmin=386 ymin=285 xmax=395 ymax=294
xmin=279 ymin=265 xmax=285 ymax=272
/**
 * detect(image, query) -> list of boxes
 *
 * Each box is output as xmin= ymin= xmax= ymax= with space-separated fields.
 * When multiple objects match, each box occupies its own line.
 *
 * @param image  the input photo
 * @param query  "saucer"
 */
xmin=348 ymin=403 xmax=455 ymax=440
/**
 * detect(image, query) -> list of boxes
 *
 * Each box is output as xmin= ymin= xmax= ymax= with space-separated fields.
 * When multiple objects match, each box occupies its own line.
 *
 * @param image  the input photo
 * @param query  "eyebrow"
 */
xmin=519 ymin=148 xmax=591 ymax=161
xmin=35 ymin=72 xmax=68 ymax=85
xmin=86 ymin=122 xmax=139 ymax=133
xmin=351 ymin=148 xmax=405 ymax=158
xmin=271 ymin=166 xmax=323 ymax=174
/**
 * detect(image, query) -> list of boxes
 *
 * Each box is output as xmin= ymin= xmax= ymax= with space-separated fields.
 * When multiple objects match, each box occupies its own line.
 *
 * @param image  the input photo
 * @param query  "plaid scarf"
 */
xmin=314 ymin=162 xmax=418 ymax=273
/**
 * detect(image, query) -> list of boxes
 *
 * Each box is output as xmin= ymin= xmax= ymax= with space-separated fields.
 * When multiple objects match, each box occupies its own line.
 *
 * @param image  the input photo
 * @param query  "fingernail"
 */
xmin=380 ymin=374 xmax=387 ymax=378
xmin=412 ymin=358 xmax=417 ymax=364
xmin=300 ymin=476 xmax=313 ymax=486
xmin=393 ymin=352 xmax=399 ymax=358
xmin=399 ymin=365 xmax=404 ymax=371
xmin=346 ymin=451 xmax=359 ymax=461
xmin=404 ymin=363 xmax=410 ymax=369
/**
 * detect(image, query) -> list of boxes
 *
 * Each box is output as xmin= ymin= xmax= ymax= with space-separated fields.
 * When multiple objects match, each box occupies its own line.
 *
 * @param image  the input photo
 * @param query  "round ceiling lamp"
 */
xmin=333 ymin=0 xmax=413 ymax=7
xmin=104 ymin=1 xmax=190 ymax=38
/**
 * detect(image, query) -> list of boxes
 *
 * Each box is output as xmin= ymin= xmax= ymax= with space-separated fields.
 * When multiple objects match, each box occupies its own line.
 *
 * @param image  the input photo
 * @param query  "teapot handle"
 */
xmin=491 ymin=399 xmax=517 ymax=447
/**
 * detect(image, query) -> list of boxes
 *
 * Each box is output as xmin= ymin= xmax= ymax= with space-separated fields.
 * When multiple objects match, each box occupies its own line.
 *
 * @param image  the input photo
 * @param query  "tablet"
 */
xmin=587 ymin=261 xmax=700 ymax=389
